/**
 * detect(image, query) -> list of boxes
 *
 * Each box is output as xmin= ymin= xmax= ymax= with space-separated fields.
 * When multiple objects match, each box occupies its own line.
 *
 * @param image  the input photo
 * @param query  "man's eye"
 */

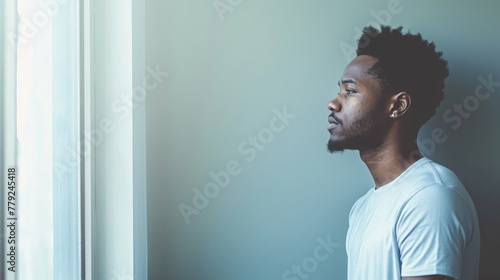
xmin=345 ymin=89 xmax=356 ymax=95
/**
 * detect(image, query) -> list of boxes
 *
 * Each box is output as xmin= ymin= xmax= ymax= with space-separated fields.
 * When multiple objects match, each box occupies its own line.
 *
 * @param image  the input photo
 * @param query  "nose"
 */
xmin=327 ymin=97 xmax=341 ymax=112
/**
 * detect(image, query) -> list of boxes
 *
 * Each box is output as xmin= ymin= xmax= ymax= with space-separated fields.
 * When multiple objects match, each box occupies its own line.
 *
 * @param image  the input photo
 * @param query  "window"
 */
xmin=2 ymin=1 xmax=147 ymax=279
xmin=4 ymin=0 xmax=81 ymax=279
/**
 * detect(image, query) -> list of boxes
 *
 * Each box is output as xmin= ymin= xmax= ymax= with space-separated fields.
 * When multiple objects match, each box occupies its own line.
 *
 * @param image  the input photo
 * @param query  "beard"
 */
xmin=327 ymin=105 xmax=386 ymax=153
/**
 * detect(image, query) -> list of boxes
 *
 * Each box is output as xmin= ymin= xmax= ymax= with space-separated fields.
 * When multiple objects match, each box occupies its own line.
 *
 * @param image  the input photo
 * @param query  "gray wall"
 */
xmin=145 ymin=0 xmax=500 ymax=279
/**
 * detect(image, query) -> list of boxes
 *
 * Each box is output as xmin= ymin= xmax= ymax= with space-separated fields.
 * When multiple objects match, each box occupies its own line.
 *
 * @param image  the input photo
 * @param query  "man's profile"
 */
xmin=327 ymin=26 xmax=480 ymax=280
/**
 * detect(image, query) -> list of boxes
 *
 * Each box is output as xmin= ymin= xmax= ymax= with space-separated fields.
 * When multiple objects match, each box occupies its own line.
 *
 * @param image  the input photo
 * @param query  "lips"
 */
xmin=328 ymin=116 xmax=340 ymax=130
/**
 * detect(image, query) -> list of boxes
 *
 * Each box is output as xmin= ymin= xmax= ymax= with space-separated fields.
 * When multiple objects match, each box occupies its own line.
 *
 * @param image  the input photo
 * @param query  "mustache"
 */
xmin=329 ymin=113 xmax=343 ymax=125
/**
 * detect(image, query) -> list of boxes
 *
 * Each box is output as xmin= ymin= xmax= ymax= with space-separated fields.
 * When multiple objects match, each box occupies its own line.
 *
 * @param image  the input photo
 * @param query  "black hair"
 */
xmin=356 ymin=25 xmax=449 ymax=129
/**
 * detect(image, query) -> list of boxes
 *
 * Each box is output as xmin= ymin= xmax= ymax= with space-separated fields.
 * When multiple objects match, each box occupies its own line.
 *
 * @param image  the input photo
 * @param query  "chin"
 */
xmin=327 ymin=140 xmax=349 ymax=153
xmin=326 ymin=137 xmax=378 ymax=153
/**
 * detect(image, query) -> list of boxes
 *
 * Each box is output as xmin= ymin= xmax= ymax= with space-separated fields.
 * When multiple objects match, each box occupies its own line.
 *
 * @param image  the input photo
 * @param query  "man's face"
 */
xmin=327 ymin=55 xmax=388 ymax=153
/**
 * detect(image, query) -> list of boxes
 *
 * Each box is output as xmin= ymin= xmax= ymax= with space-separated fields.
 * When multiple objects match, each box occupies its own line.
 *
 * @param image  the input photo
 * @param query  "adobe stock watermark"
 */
xmin=8 ymin=0 xmax=69 ymax=47
xmin=179 ymin=106 xmax=297 ymax=225
xmin=282 ymin=235 xmax=341 ymax=280
xmin=53 ymin=65 xmax=170 ymax=180
xmin=339 ymin=0 xmax=412 ymax=62
xmin=213 ymin=0 xmax=243 ymax=21
xmin=410 ymin=73 xmax=499 ymax=159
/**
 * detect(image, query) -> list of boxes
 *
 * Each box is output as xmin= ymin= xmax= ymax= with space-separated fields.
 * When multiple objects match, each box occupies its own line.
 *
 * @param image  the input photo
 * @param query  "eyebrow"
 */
xmin=338 ymin=79 xmax=358 ymax=86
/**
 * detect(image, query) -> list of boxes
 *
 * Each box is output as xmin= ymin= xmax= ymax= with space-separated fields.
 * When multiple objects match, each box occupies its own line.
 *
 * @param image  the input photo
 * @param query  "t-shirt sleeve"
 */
xmin=396 ymin=184 xmax=473 ymax=279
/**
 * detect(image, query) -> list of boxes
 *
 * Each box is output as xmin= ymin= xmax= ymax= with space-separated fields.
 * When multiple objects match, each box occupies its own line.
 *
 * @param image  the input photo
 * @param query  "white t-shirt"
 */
xmin=346 ymin=157 xmax=480 ymax=280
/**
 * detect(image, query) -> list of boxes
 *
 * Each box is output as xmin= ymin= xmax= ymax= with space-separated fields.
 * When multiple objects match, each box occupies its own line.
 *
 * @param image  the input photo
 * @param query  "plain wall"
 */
xmin=145 ymin=0 xmax=500 ymax=279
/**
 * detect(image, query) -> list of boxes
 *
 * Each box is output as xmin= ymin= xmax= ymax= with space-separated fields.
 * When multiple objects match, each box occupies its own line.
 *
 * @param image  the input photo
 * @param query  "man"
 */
xmin=327 ymin=26 xmax=480 ymax=280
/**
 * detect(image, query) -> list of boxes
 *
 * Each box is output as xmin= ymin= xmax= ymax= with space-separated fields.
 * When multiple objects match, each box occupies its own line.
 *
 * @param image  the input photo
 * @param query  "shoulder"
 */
xmin=396 ymin=181 xmax=479 ymax=278
xmin=402 ymin=183 xmax=468 ymax=214
xmin=401 ymin=158 xmax=461 ymax=188
xmin=396 ymin=159 xmax=478 ymax=233
xmin=398 ymin=159 xmax=473 ymax=205
xmin=396 ymin=182 xmax=477 ymax=246
xmin=402 ymin=159 xmax=475 ymax=212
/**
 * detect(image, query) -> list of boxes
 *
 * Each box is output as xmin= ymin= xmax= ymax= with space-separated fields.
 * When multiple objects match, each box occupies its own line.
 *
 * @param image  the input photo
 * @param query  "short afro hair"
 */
xmin=356 ymin=25 xmax=449 ymax=129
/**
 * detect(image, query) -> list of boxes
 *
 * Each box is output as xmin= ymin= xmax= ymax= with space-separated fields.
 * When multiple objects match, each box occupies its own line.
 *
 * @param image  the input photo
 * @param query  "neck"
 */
xmin=360 ymin=137 xmax=422 ymax=189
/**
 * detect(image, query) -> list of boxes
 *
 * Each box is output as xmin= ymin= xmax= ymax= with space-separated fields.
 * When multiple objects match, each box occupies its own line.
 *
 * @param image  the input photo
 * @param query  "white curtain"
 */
xmin=2 ymin=1 xmax=148 ymax=279
xmin=2 ymin=0 xmax=82 ymax=279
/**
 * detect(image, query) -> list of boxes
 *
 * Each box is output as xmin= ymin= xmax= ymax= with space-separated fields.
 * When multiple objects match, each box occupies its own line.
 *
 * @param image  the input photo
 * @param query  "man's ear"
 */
xmin=388 ymin=91 xmax=411 ymax=118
